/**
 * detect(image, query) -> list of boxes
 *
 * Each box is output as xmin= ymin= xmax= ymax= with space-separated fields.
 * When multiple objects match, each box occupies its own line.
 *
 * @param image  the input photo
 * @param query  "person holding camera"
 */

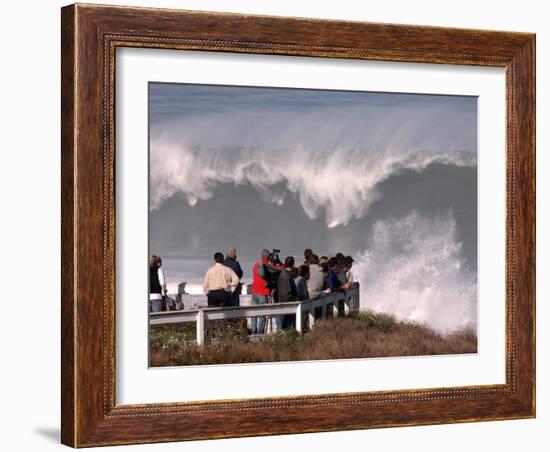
xmin=250 ymin=249 xmax=271 ymax=334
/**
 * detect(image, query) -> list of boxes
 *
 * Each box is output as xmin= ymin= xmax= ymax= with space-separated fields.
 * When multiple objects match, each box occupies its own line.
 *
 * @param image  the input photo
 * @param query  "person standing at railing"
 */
xmin=295 ymin=265 xmax=310 ymax=301
xmin=284 ymin=255 xmax=298 ymax=279
xmin=251 ymin=249 xmax=271 ymax=335
xmin=149 ymin=255 xmax=167 ymax=313
xmin=303 ymin=248 xmax=313 ymax=266
xmin=223 ymin=247 xmax=243 ymax=306
xmin=274 ymin=257 xmax=298 ymax=331
xmin=286 ymin=264 xmax=310 ymax=330
xmin=321 ymin=260 xmax=342 ymax=295
xmin=203 ymin=252 xmax=239 ymax=307
xmin=341 ymin=255 xmax=355 ymax=290
xmin=335 ymin=253 xmax=348 ymax=286
xmin=307 ymin=254 xmax=324 ymax=299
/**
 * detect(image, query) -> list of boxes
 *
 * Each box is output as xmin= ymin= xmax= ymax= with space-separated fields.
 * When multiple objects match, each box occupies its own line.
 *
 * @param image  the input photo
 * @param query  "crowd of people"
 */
xmin=247 ymin=248 xmax=356 ymax=334
xmin=149 ymin=248 xmax=356 ymax=334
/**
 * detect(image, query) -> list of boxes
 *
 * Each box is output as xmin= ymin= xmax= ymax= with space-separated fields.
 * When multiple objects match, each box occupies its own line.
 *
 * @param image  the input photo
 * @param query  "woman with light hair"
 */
xmin=149 ymin=255 xmax=167 ymax=312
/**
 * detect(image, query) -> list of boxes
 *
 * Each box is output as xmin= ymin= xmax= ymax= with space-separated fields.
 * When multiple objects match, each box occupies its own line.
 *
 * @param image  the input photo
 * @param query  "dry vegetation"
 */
xmin=149 ymin=311 xmax=477 ymax=367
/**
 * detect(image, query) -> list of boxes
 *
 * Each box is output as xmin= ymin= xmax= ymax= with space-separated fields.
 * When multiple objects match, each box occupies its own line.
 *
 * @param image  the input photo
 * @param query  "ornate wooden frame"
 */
xmin=61 ymin=3 xmax=536 ymax=447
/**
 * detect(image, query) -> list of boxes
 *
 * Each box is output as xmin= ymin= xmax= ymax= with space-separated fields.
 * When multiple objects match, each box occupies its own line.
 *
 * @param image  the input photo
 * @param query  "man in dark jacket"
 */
xmin=223 ymin=247 xmax=243 ymax=306
xmin=274 ymin=256 xmax=298 ymax=331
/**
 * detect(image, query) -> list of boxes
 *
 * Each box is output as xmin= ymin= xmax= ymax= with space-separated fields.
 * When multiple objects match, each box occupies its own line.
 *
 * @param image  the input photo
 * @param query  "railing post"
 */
xmin=196 ymin=309 xmax=205 ymax=346
xmin=296 ymin=305 xmax=302 ymax=334
xmin=321 ymin=299 xmax=326 ymax=319
xmin=308 ymin=309 xmax=315 ymax=329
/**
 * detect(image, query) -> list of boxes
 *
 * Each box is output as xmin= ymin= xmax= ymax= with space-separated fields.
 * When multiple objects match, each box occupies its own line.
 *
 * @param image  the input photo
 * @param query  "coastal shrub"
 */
xmin=149 ymin=312 xmax=477 ymax=367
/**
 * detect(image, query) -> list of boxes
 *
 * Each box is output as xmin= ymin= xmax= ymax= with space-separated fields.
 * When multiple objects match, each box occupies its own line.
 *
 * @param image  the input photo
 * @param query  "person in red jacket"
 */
xmin=251 ymin=249 xmax=270 ymax=334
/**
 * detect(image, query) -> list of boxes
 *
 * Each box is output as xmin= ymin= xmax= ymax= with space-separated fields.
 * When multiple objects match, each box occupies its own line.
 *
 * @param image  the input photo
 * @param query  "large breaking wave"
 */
xmin=150 ymin=105 xmax=476 ymax=228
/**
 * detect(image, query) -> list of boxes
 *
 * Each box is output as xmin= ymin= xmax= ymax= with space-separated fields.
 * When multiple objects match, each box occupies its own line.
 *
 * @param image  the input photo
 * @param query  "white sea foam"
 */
xmin=354 ymin=211 xmax=477 ymax=332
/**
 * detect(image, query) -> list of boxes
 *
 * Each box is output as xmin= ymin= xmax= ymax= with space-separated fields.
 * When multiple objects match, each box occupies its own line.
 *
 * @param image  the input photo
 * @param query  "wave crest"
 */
xmin=150 ymin=139 xmax=475 ymax=227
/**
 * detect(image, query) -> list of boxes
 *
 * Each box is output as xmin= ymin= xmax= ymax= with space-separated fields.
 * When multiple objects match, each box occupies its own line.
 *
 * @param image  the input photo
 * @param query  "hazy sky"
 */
xmin=149 ymin=83 xmax=477 ymax=124
xmin=148 ymin=82 xmax=478 ymax=331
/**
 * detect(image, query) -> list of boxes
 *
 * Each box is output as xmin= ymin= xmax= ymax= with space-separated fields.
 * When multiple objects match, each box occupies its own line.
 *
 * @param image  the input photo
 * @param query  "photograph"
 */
xmin=54 ymin=2 xmax=537 ymax=447
xmin=148 ymin=82 xmax=479 ymax=366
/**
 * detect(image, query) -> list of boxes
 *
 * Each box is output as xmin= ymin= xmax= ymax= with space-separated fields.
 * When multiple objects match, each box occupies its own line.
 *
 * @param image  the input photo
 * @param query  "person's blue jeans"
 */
xmin=251 ymin=294 xmax=268 ymax=334
xmin=275 ymin=313 xmax=284 ymax=332
xmin=149 ymin=299 xmax=162 ymax=313
xmin=282 ymin=314 xmax=295 ymax=330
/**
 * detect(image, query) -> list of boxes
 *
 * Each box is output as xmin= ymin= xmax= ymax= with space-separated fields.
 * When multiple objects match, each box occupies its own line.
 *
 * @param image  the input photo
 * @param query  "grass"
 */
xmin=149 ymin=311 xmax=477 ymax=367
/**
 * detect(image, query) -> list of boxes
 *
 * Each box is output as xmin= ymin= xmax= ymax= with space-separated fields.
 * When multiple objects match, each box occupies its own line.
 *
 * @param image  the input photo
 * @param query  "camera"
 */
xmin=261 ymin=249 xmax=282 ymax=291
xmin=268 ymin=248 xmax=282 ymax=267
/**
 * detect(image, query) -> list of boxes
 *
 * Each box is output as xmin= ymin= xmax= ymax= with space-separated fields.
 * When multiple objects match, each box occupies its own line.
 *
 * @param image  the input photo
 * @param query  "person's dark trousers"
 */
xmin=206 ymin=290 xmax=228 ymax=339
xmin=282 ymin=314 xmax=295 ymax=330
xmin=226 ymin=291 xmax=240 ymax=307
xmin=207 ymin=289 xmax=228 ymax=307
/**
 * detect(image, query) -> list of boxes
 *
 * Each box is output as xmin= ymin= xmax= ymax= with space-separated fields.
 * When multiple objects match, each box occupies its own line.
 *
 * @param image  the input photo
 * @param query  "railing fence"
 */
xmin=150 ymin=286 xmax=360 ymax=346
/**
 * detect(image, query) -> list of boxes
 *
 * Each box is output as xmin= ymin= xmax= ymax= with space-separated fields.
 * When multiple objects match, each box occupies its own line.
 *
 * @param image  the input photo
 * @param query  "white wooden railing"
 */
xmin=150 ymin=286 xmax=360 ymax=346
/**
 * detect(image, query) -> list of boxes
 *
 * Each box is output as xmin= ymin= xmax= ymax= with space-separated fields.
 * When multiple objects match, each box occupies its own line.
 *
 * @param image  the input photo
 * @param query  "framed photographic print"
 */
xmin=61 ymin=3 xmax=536 ymax=447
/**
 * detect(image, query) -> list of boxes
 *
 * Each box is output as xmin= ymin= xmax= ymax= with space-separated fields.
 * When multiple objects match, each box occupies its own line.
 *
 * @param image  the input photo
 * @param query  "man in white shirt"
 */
xmin=203 ymin=252 xmax=240 ymax=307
